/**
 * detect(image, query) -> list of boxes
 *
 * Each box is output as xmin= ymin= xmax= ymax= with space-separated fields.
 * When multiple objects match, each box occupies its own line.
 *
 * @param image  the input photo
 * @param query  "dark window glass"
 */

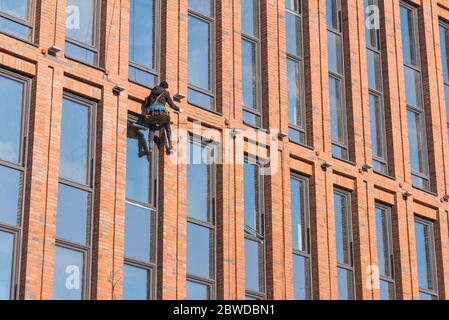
xmin=187 ymin=222 xmax=213 ymax=279
xmin=242 ymin=39 xmax=258 ymax=110
xmin=53 ymin=246 xmax=84 ymax=300
xmin=293 ymin=254 xmax=310 ymax=300
xmin=369 ymin=93 xmax=387 ymax=174
xmin=0 ymin=230 xmax=14 ymax=300
xmin=0 ymin=0 xmax=32 ymax=40
xmin=0 ymin=165 xmax=21 ymax=226
xmin=367 ymin=50 xmax=382 ymax=91
xmin=60 ymin=98 xmax=90 ymax=185
xmin=244 ymin=162 xmax=260 ymax=233
xmin=329 ymin=76 xmax=347 ymax=159
xmin=124 ymin=203 xmax=155 ymax=263
xmin=285 ymin=0 xmax=300 ymax=12
xmin=0 ymin=75 xmax=24 ymax=164
xmin=290 ymin=177 xmax=307 ymax=253
xmin=244 ymin=238 xmax=264 ymax=293
xmin=364 ymin=0 xmax=379 ymax=49
xmin=187 ymin=280 xmax=210 ymax=300
xmin=287 ymin=58 xmax=302 ymax=128
xmin=404 ymin=66 xmax=423 ymax=109
xmin=337 ymin=267 xmax=354 ymax=300
xmin=439 ymin=22 xmax=449 ymax=149
xmin=187 ymin=142 xmax=210 ymax=222
xmin=56 ymin=184 xmax=89 ymax=245
xmin=400 ymin=5 xmax=419 ymax=66
xmin=65 ymin=0 xmax=99 ymax=65
xmin=326 ymin=0 xmax=340 ymax=31
xmin=123 ymin=264 xmax=149 ymax=300
xmin=241 ymin=0 xmax=258 ymax=37
xmin=327 ymin=32 xmax=343 ymax=74
xmin=415 ymin=218 xmax=438 ymax=299
xmin=286 ymin=10 xmax=302 ymax=56
xmin=189 ymin=0 xmax=212 ymax=17
xmin=407 ymin=110 xmax=428 ymax=177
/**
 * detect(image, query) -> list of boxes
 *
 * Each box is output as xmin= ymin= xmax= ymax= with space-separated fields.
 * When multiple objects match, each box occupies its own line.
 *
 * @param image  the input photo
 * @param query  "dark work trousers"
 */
xmin=148 ymin=123 xmax=172 ymax=149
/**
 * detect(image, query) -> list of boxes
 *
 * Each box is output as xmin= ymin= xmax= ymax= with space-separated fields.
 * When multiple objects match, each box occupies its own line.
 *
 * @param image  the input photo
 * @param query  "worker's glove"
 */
xmin=178 ymin=108 xmax=185 ymax=113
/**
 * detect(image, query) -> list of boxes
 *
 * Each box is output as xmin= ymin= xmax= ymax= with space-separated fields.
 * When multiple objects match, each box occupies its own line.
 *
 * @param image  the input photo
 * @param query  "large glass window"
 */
xmin=286 ymin=0 xmax=306 ymax=145
xmin=241 ymin=0 xmax=262 ymax=127
xmin=244 ymin=158 xmax=265 ymax=300
xmin=414 ymin=217 xmax=438 ymax=300
xmin=290 ymin=174 xmax=311 ymax=300
xmin=186 ymin=138 xmax=216 ymax=300
xmin=0 ymin=0 xmax=33 ymax=41
xmin=65 ymin=0 xmax=101 ymax=66
xmin=0 ymin=71 xmax=29 ymax=300
xmin=327 ymin=0 xmax=349 ymax=160
xmin=374 ymin=204 xmax=395 ymax=300
xmin=400 ymin=3 xmax=430 ymax=191
xmin=123 ymin=117 xmax=158 ymax=300
xmin=188 ymin=0 xmax=215 ymax=110
xmin=365 ymin=0 xmax=389 ymax=175
xmin=54 ymin=95 xmax=96 ymax=300
xmin=439 ymin=21 xmax=449 ymax=147
xmin=334 ymin=188 xmax=355 ymax=300
xmin=129 ymin=0 xmax=159 ymax=88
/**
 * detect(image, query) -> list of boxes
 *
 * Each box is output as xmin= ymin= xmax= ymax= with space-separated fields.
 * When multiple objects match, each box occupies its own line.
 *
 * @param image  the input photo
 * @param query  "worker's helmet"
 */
xmin=160 ymin=81 xmax=169 ymax=89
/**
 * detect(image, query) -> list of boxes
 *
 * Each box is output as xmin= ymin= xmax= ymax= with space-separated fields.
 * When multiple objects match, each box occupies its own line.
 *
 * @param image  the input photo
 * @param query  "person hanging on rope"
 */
xmin=141 ymin=81 xmax=183 ymax=154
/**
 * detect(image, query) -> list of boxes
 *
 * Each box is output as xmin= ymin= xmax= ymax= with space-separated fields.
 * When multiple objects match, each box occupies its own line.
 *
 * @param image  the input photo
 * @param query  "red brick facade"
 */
xmin=1 ymin=0 xmax=449 ymax=300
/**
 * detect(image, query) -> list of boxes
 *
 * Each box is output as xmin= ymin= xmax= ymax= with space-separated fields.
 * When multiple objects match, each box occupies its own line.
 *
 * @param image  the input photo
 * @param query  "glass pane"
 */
xmin=128 ymin=65 xmax=157 ymax=88
xmin=367 ymin=49 xmax=382 ymax=91
xmin=329 ymin=76 xmax=346 ymax=146
xmin=369 ymin=93 xmax=386 ymax=162
xmin=440 ymin=25 xmax=449 ymax=82
xmin=415 ymin=220 xmax=436 ymax=292
xmin=293 ymin=254 xmax=311 ymax=300
xmin=187 ymin=222 xmax=213 ymax=279
xmin=290 ymin=177 xmax=307 ymax=252
xmin=444 ymin=84 xmax=449 ymax=124
xmin=53 ymin=246 xmax=84 ymax=300
xmin=0 ymin=16 xmax=31 ymax=40
xmin=412 ymin=174 xmax=430 ymax=191
xmin=245 ymin=238 xmax=264 ymax=293
xmin=241 ymin=0 xmax=258 ymax=37
xmin=188 ymin=15 xmax=211 ymax=91
xmin=326 ymin=0 xmax=340 ymax=31
xmin=66 ymin=0 xmax=95 ymax=46
xmin=375 ymin=206 xmax=391 ymax=277
xmin=243 ymin=110 xmax=260 ymax=127
xmin=380 ymin=280 xmax=395 ymax=300
xmin=364 ymin=0 xmax=379 ymax=49
xmin=285 ymin=0 xmax=300 ymax=13
xmin=123 ymin=264 xmax=149 ymax=300
xmin=327 ymin=32 xmax=343 ymax=74
xmin=129 ymin=0 xmax=155 ymax=69
xmin=407 ymin=110 xmax=428 ymax=176
xmin=286 ymin=11 xmax=302 ymax=57
xmin=0 ymin=0 xmax=29 ymax=20
xmin=337 ymin=267 xmax=354 ymax=300
xmin=0 ymin=165 xmax=21 ymax=226
xmin=126 ymin=124 xmax=150 ymax=204
xmin=242 ymin=39 xmax=258 ymax=110
xmin=289 ymin=127 xmax=305 ymax=145
xmin=124 ymin=203 xmax=155 ymax=263
xmin=189 ymin=0 xmax=212 ymax=17
xmin=0 ymin=231 xmax=14 ymax=300
xmin=404 ymin=66 xmax=423 ymax=109
xmin=60 ymin=98 xmax=90 ymax=185
xmin=0 ymin=75 xmax=24 ymax=164
xmin=56 ymin=184 xmax=89 ymax=245
xmin=332 ymin=144 xmax=348 ymax=160
xmin=287 ymin=58 xmax=303 ymax=128
xmin=334 ymin=192 xmax=351 ymax=265
xmin=419 ymin=291 xmax=438 ymax=300
xmin=244 ymin=162 xmax=260 ymax=233
xmin=188 ymin=88 xmax=213 ymax=110
xmin=64 ymin=41 xmax=96 ymax=65
xmin=400 ymin=5 xmax=419 ymax=66
xmin=186 ymin=280 xmax=210 ymax=300
xmin=187 ymin=142 xmax=210 ymax=222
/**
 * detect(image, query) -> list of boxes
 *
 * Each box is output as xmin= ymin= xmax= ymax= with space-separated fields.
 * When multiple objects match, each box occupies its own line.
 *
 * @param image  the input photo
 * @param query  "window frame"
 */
xmin=244 ymin=155 xmax=266 ymax=300
xmin=0 ymin=69 xmax=31 ymax=300
xmin=54 ymin=92 xmax=97 ymax=300
xmin=414 ymin=216 xmax=439 ymax=300
xmin=374 ymin=202 xmax=396 ymax=299
xmin=128 ymin=0 xmax=161 ymax=88
xmin=64 ymin=0 xmax=102 ymax=67
xmin=334 ymin=187 xmax=355 ymax=300
xmin=290 ymin=172 xmax=312 ymax=300
xmin=286 ymin=0 xmax=307 ymax=146
xmin=439 ymin=20 xmax=449 ymax=146
xmin=187 ymin=1 xmax=217 ymax=111
xmin=0 ymin=0 xmax=35 ymax=42
xmin=186 ymin=134 xmax=217 ymax=300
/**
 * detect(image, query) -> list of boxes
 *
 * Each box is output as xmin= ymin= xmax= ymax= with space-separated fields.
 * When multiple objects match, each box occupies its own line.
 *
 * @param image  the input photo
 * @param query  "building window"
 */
xmin=327 ymin=0 xmax=349 ymax=160
xmin=290 ymin=174 xmax=312 ymax=300
xmin=334 ymin=188 xmax=355 ymax=300
xmin=65 ymin=0 xmax=101 ymax=66
xmin=414 ymin=217 xmax=438 ymax=300
xmin=400 ymin=3 xmax=430 ymax=191
xmin=439 ymin=21 xmax=449 ymax=146
xmin=0 ymin=0 xmax=33 ymax=41
xmin=53 ymin=94 xmax=96 ymax=300
xmin=186 ymin=137 xmax=216 ymax=300
xmin=129 ymin=0 xmax=159 ymax=88
xmin=241 ymin=0 xmax=262 ymax=127
xmin=374 ymin=204 xmax=395 ymax=300
xmin=122 ymin=117 xmax=158 ymax=300
xmin=0 ymin=70 xmax=30 ymax=300
xmin=188 ymin=0 xmax=215 ymax=110
xmin=365 ymin=0 xmax=388 ymax=175
xmin=244 ymin=158 xmax=265 ymax=300
xmin=286 ymin=0 xmax=306 ymax=145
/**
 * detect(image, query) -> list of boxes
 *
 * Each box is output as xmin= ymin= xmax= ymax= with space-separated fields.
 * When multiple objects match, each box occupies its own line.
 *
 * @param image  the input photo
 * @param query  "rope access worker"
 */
xmin=141 ymin=81 xmax=183 ymax=154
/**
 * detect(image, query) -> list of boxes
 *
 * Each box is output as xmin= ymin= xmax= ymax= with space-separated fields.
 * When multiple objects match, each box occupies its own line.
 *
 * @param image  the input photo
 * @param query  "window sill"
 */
xmin=187 ymin=101 xmax=223 ymax=117
xmin=332 ymin=155 xmax=356 ymax=167
xmin=289 ymin=138 xmax=314 ymax=151
xmin=412 ymin=185 xmax=437 ymax=197
xmin=0 ymin=30 xmax=38 ymax=47
xmin=373 ymin=170 xmax=396 ymax=181
xmin=65 ymin=55 xmax=105 ymax=72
